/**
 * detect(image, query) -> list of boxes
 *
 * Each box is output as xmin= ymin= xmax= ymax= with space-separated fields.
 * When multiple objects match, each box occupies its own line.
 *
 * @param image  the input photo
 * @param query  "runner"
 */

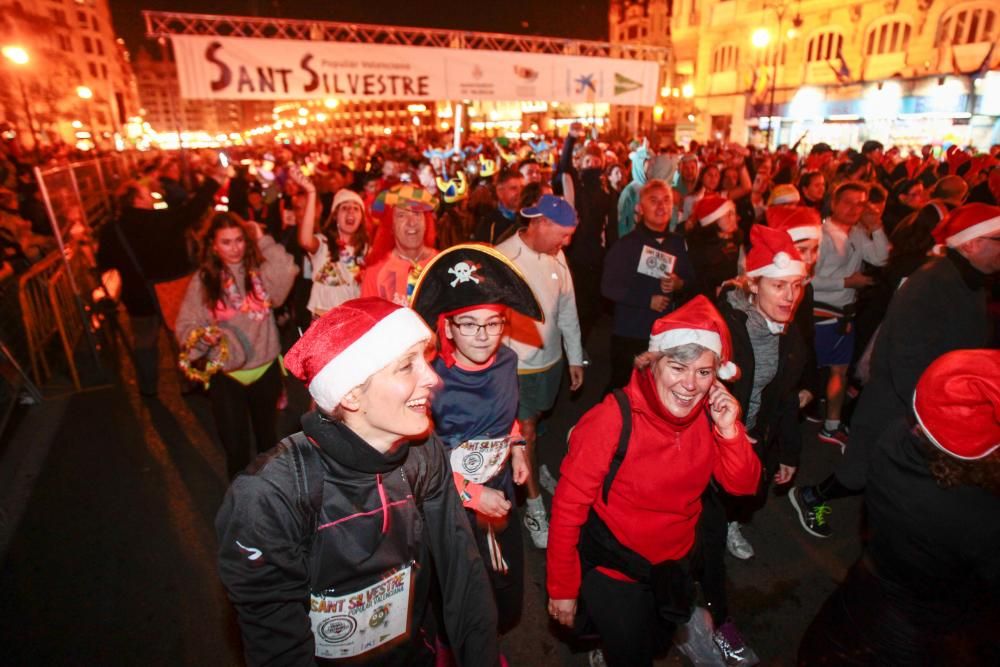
xmin=411 ymin=243 xmax=543 ymax=638
xmin=216 ymin=297 xmax=500 ymax=666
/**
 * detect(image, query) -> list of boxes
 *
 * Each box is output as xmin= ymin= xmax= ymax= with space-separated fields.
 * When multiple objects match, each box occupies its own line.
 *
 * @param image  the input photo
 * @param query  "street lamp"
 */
xmin=752 ymin=28 xmax=772 ymax=50
xmin=754 ymin=2 xmax=801 ymax=148
xmin=2 ymin=45 xmax=41 ymax=160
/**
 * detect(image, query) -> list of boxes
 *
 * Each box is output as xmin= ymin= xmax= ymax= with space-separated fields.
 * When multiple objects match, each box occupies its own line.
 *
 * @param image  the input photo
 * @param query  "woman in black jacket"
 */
xmin=697 ymin=224 xmax=810 ymax=665
xmin=215 ymin=297 xmax=500 ymax=666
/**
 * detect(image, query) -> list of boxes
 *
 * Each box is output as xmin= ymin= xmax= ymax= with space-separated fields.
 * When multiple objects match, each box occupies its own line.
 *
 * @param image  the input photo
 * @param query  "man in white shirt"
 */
xmin=811 ymin=181 xmax=889 ymax=448
xmin=497 ymin=195 xmax=585 ymax=549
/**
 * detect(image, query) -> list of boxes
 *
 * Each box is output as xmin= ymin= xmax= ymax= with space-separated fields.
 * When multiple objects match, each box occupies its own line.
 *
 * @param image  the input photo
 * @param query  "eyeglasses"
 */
xmin=449 ymin=318 xmax=505 ymax=337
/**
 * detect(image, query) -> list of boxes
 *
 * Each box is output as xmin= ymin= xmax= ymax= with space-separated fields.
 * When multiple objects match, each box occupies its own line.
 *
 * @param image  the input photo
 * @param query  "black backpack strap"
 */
xmin=602 ymin=389 xmax=632 ymax=505
xmin=287 ymin=433 xmax=325 ymax=542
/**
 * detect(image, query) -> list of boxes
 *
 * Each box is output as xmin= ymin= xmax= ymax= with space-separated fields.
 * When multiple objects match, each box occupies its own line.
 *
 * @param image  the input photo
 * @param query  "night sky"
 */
xmin=110 ymin=1 xmax=612 ymax=54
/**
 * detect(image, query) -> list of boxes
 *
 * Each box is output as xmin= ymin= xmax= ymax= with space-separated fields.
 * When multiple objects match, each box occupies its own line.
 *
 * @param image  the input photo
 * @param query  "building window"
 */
xmin=92 ymin=16 xmax=98 ymax=32
xmin=58 ymin=34 xmax=72 ymax=52
xmin=88 ymin=61 xmax=98 ymax=77
xmin=77 ymin=10 xmax=86 ymax=25
xmin=83 ymin=36 xmax=93 ymax=54
xmin=97 ymin=40 xmax=104 ymax=56
xmin=628 ymin=25 xmax=638 ymax=40
xmin=864 ymin=19 xmax=911 ymax=56
xmin=937 ymin=4 xmax=998 ymax=46
xmin=101 ymin=63 xmax=108 ymax=79
xmin=711 ymin=43 xmax=739 ymax=73
xmin=806 ymin=31 xmax=844 ymax=62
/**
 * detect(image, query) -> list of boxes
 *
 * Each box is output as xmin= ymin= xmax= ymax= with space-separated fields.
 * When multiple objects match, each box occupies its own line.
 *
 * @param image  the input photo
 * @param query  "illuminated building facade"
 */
xmin=0 ymin=0 xmax=141 ymax=150
xmin=612 ymin=0 xmax=1000 ymax=150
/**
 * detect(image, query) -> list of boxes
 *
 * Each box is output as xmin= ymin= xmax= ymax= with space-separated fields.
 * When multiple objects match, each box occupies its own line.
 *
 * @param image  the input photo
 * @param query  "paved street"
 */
xmin=0 ymin=315 xmax=861 ymax=666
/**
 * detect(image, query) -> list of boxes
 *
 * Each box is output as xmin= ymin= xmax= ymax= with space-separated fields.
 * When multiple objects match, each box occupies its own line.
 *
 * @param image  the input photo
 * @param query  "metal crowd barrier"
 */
xmin=0 ymin=154 xmax=136 ymax=433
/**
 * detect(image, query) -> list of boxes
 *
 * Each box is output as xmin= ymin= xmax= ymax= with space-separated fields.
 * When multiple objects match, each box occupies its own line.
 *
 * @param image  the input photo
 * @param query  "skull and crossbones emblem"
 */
xmin=448 ymin=261 xmax=480 ymax=287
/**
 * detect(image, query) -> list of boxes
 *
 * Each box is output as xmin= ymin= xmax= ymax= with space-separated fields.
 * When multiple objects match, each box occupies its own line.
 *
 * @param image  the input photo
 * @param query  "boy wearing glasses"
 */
xmin=411 ymin=244 xmax=543 ymax=638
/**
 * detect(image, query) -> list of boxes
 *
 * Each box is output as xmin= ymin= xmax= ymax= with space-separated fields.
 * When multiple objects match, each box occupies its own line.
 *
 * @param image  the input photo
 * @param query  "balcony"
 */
xmin=863 ymin=52 xmax=907 ymax=81
xmin=804 ymin=61 xmax=839 ymax=86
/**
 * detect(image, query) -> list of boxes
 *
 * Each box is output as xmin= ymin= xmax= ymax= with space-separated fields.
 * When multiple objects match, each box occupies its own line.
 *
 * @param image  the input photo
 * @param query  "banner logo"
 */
xmin=575 ymin=73 xmax=596 ymax=94
xmin=614 ymin=72 xmax=643 ymax=96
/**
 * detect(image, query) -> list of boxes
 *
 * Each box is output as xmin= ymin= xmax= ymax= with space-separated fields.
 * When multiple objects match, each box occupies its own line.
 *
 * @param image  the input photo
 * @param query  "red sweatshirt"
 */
xmin=546 ymin=369 xmax=761 ymax=600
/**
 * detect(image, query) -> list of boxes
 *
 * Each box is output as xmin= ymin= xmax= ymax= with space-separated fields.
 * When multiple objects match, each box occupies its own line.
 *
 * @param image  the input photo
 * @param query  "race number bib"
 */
xmin=309 ymin=564 xmax=413 ymax=659
xmin=637 ymin=245 xmax=676 ymax=279
xmin=450 ymin=437 xmax=510 ymax=485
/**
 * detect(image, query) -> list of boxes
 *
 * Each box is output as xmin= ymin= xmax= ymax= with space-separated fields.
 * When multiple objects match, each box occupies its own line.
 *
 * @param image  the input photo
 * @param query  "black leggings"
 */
xmin=579 ymin=568 xmax=676 ymax=667
xmin=208 ymin=362 xmax=282 ymax=479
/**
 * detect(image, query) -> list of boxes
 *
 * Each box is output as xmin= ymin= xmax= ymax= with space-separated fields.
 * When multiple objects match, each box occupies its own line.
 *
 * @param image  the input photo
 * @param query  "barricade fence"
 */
xmin=1 ymin=153 xmax=139 ymax=434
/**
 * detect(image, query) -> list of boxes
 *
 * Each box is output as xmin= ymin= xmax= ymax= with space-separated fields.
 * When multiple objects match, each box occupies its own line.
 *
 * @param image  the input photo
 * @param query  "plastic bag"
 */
xmin=675 ymin=606 xmax=726 ymax=667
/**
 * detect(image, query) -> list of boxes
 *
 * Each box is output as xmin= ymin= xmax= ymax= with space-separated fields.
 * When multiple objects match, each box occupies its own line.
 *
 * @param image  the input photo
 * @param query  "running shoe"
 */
xmin=726 ymin=522 xmax=754 ymax=560
xmin=524 ymin=508 xmax=549 ymax=549
xmin=788 ymin=487 xmax=833 ymax=538
xmin=817 ymin=426 xmax=849 ymax=452
xmin=713 ymin=619 xmax=760 ymax=666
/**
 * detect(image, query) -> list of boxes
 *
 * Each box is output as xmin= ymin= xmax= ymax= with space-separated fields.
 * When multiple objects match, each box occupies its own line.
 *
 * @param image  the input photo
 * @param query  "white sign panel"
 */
xmin=171 ymin=34 xmax=659 ymax=106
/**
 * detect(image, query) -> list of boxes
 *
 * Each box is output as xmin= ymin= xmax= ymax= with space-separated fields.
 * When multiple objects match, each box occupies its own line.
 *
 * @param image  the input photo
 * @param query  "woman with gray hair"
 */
xmin=545 ymin=295 xmax=760 ymax=667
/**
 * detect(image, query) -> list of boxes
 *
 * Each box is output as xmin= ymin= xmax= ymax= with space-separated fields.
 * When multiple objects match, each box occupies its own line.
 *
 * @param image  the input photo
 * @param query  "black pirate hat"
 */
xmin=411 ymin=243 xmax=544 ymax=327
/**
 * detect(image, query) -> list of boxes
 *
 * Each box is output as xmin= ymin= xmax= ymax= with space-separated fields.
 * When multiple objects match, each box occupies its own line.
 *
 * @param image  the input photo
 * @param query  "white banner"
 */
xmin=171 ymin=35 xmax=659 ymax=106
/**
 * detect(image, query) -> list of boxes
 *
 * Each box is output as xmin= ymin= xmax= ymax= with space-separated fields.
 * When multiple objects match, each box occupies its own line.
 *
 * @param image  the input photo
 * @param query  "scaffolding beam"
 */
xmin=143 ymin=11 xmax=669 ymax=63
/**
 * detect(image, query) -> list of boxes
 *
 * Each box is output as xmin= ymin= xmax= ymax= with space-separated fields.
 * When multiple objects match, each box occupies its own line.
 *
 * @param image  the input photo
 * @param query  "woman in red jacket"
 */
xmin=546 ymin=295 xmax=761 ymax=667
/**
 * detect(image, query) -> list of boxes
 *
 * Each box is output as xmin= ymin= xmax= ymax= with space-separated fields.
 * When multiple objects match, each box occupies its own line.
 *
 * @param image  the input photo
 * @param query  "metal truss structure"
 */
xmin=143 ymin=11 xmax=669 ymax=63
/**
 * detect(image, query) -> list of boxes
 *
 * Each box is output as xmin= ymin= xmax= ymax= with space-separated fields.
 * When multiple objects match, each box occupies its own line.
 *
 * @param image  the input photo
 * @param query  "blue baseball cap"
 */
xmin=520 ymin=194 xmax=578 ymax=228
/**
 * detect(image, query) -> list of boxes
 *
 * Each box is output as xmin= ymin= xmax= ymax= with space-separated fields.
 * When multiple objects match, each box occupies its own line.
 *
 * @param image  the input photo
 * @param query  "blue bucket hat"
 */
xmin=520 ymin=194 xmax=578 ymax=228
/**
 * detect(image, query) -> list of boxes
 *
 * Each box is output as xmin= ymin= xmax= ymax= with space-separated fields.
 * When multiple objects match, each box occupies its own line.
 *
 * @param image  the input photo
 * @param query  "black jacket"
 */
xmin=472 ymin=207 xmax=518 ymax=246
xmin=601 ymin=223 xmax=695 ymax=340
xmin=216 ymin=412 xmax=499 ymax=667
xmin=97 ymin=178 xmax=218 ymax=316
xmin=717 ymin=289 xmax=808 ymax=468
xmin=837 ymin=250 xmax=992 ymax=489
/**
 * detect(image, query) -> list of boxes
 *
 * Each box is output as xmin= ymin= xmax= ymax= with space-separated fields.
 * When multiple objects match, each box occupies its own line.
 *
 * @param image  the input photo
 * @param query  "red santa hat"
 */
xmin=913 ymin=349 xmax=1000 ymax=461
xmin=649 ymin=295 xmax=738 ymax=380
xmin=765 ymin=205 xmax=822 ymax=243
xmin=284 ymin=297 xmax=432 ymax=412
xmin=693 ymin=196 xmax=735 ymax=227
xmin=932 ymin=202 xmax=1000 ymax=247
xmin=745 ymin=224 xmax=807 ymax=278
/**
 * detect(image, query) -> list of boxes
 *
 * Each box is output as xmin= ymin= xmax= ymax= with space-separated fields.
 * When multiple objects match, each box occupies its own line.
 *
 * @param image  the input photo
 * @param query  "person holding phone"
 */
xmin=546 ymin=296 xmax=760 ymax=667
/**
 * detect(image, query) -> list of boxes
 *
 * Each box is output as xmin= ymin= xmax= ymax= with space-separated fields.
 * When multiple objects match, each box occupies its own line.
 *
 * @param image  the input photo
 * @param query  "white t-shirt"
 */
xmin=496 ymin=231 xmax=583 ymax=372
xmin=306 ymin=234 xmax=363 ymax=316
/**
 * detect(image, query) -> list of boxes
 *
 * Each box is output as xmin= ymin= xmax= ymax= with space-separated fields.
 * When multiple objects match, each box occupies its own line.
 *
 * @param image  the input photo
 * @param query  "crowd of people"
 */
xmin=26 ymin=122 xmax=999 ymax=666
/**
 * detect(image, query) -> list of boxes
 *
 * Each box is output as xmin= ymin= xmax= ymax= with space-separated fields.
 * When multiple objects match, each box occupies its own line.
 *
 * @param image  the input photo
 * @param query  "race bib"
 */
xmin=310 ymin=564 xmax=413 ymax=659
xmin=637 ymin=245 xmax=676 ymax=279
xmin=450 ymin=437 xmax=510 ymax=485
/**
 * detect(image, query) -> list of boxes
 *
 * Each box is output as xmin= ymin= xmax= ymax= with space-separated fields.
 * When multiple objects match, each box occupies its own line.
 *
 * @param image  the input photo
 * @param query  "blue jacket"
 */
xmin=601 ymin=223 xmax=695 ymax=340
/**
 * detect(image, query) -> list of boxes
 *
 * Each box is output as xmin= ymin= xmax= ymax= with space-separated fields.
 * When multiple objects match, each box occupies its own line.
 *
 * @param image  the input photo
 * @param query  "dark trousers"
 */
xmin=579 ymin=568 xmax=675 ymax=667
xmin=694 ymin=483 xmax=730 ymax=625
xmin=208 ymin=361 xmax=282 ymax=479
xmin=469 ymin=510 xmax=524 ymax=634
xmin=129 ymin=313 xmax=161 ymax=395
xmin=608 ymin=335 xmax=649 ymax=390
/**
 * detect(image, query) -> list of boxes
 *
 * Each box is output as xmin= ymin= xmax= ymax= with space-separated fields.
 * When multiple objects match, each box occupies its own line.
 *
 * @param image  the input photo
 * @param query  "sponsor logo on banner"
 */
xmin=514 ymin=65 xmax=538 ymax=81
xmin=575 ymin=73 xmax=597 ymax=94
xmin=614 ymin=72 xmax=643 ymax=96
xmin=458 ymin=65 xmax=495 ymax=97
